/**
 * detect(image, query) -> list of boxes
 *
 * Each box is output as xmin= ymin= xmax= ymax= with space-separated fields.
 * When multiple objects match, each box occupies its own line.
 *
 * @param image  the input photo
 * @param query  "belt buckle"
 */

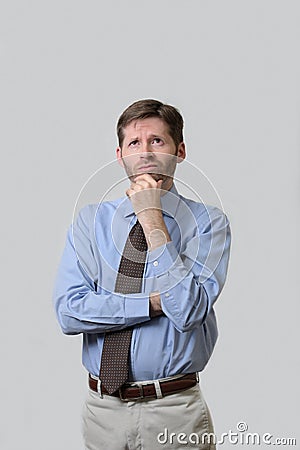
xmin=119 ymin=383 xmax=144 ymax=402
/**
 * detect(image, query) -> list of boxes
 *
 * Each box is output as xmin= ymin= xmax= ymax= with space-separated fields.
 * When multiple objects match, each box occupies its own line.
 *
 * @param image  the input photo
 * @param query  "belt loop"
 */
xmin=154 ymin=380 xmax=163 ymax=399
xmin=196 ymin=372 xmax=199 ymax=383
xmin=97 ymin=379 xmax=103 ymax=398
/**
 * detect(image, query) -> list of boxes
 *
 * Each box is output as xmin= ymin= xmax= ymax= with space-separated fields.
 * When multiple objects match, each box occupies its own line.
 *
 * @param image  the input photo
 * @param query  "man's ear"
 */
xmin=176 ymin=142 xmax=186 ymax=163
xmin=116 ymin=147 xmax=124 ymax=167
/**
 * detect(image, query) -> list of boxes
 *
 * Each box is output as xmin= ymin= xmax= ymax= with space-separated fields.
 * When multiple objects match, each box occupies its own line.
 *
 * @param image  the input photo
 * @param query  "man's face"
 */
xmin=116 ymin=117 xmax=185 ymax=190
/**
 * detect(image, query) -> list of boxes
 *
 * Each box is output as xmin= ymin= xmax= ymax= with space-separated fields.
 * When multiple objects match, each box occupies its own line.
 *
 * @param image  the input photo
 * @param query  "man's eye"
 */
xmin=129 ymin=140 xmax=139 ymax=147
xmin=152 ymin=138 xmax=163 ymax=144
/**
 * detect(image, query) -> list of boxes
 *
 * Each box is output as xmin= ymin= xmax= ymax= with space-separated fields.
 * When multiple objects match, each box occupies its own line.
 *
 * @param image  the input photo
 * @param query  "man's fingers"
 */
xmin=127 ymin=176 xmax=163 ymax=199
xmin=126 ymin=185 xmax=147 ymax=197
xmin=126 ymin=188 xmax=135 ymax=197
xmin=134 ymin=173 xmax=161 ymax=188
xmin=133 ymin=179 xmax=154 ymax=189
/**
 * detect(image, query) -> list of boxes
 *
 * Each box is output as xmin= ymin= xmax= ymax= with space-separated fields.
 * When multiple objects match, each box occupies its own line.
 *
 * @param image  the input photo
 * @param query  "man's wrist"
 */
xmin=138 ymin=210 xmax=171 ymax=250
xmin=149 ymin=292 xmax=163 ymax=317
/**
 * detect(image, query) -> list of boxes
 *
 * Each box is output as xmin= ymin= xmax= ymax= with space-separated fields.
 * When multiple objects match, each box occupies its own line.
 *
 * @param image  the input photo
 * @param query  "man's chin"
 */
xmin=130 ymin=172 xmax=165 ymax=181
xmin=128 ymin=172 xmax=173 ymax=186
xmin=147 ymin=172 xmax=165 ymax=182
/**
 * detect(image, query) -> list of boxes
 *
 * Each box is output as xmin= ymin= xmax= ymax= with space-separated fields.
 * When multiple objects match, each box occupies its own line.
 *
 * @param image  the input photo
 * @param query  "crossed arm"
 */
xmin=53 ymin=175 xmax=231 ymax=335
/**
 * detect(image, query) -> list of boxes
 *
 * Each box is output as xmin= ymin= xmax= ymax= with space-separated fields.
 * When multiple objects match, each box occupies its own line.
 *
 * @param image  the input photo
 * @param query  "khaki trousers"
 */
xmin=82 ymin=383 xmax=216 ymax=450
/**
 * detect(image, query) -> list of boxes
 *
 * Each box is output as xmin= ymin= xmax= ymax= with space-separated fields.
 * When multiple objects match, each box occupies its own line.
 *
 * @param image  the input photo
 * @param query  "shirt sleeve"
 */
xmin=146 ymin=206 xmax=231 ymax=332
xmin=53 ymin=206 xmax=150 ymax=335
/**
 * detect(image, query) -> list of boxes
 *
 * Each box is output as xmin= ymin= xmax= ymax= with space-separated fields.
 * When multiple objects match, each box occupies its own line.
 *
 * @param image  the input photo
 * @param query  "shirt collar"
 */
xmin=120 ymin=183 xmax=181 ymax=219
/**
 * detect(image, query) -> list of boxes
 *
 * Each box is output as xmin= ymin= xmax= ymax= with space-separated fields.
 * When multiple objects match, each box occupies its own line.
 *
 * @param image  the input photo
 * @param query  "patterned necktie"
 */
xmin=100 ymin=220 xmax=147 ymax=394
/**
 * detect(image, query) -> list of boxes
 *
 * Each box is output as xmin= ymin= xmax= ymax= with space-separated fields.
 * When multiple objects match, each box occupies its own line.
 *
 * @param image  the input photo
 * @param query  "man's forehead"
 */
xmin=124 ymin=117 xmax=169 ymax=135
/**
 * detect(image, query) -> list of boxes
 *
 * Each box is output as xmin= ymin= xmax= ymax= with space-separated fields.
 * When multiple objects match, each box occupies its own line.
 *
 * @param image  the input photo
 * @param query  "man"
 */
xmin=53 ymin=99 xmax=231 ymax=449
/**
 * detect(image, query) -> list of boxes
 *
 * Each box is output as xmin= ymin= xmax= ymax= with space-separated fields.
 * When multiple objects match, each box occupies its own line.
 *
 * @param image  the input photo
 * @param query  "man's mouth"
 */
xmin=137 ymin=164 xmax=158 ymax=172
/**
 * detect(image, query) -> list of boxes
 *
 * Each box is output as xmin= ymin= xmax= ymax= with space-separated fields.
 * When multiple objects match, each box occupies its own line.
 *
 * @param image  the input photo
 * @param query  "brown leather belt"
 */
xmin=88 ymin=373 xmax=198 ymax=401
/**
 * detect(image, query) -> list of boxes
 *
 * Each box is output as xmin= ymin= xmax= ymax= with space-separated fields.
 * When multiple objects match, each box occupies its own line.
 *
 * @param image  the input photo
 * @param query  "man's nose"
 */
xmin=140 ymin=142 xmax=153 ymax=155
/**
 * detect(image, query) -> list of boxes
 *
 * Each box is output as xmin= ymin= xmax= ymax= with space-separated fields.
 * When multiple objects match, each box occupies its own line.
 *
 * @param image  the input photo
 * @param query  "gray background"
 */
xmin=1 ymin=1 xmax=299 ymax=449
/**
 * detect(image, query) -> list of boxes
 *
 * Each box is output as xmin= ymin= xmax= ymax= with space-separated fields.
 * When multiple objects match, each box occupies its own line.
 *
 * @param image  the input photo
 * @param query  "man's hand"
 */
xmin=126 ymin=173 xmax=163 ymax=215
xmin=149 ymin=292 xmax=163 ymax=317
xmin=126 ymin=174 xmax=171 ymax=250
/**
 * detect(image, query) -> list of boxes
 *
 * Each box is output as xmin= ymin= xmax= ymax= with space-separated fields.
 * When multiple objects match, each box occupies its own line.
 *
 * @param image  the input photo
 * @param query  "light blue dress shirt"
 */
xmin=53 ymin=184 xmax=231 ymax=380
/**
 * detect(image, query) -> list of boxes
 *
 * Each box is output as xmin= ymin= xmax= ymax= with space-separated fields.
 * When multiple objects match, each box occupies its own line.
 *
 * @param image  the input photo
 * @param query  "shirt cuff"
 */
xmin=147 ymin=241 xmax=179 ymax=277
xmin=147 ymin=241 xmax=193 ymax=300
xmin=124 ymin=294 xmax=150 ymax=326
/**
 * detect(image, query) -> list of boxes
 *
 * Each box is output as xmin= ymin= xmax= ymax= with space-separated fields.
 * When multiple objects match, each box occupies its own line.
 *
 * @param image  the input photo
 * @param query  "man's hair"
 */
xmin=117 ymin=99 xmax=184 ymax=148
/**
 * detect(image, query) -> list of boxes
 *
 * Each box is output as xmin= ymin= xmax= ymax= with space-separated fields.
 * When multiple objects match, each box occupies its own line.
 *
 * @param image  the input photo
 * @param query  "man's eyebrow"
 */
xmin=126 ymin=133 xmax=166 ymax=143
xmin=148 ymin=133 xmax=165 ymax=139
xmin=127 ymin=136 xmax=139 ymax=142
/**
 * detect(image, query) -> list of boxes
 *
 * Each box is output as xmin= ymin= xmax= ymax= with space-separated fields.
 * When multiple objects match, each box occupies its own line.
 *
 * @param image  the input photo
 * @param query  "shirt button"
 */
xmin=153 ymin=261 xmax=158 ymax=267
xmin=165 ymin=293 xmax=170 ymax=297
